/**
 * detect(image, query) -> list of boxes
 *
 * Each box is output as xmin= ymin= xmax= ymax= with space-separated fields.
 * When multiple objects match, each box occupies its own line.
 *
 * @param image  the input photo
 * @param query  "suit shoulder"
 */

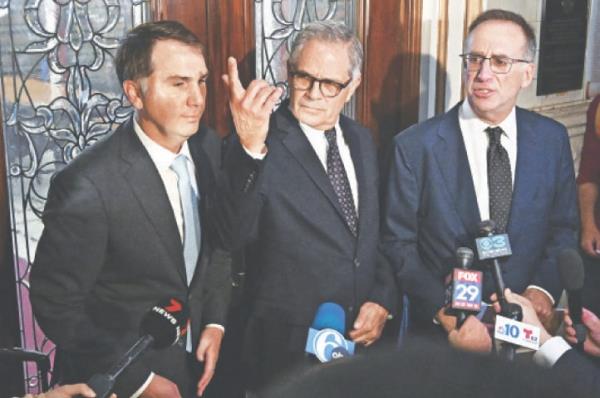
xmin=517 ymin=107 xmax=568 ymax=139
xmin=51 ymin=125 xmax=122 ymax=184
xmin=340 ymin=114 xmax=375 ymax=144
xmin=393 ymin=111 xmax=447 ymax=148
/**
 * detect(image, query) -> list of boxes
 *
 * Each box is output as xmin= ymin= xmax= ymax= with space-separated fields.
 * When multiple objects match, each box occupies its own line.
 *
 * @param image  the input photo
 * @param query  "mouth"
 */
xmin=472 ymin=88 xmax=495 ymax=98
xmin=300 ymin=104 xmax=324 ymax=113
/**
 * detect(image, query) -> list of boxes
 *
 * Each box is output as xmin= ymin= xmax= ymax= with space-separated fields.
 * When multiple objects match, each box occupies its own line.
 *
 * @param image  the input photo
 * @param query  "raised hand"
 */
xmin=222 ymin=57 xmax=282 ymax=154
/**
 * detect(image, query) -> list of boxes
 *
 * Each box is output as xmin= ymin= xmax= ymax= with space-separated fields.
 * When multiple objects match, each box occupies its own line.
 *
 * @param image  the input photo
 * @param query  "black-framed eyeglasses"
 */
xmin=459 ymin=53 xmax=532 ymax=74
xmin=289 ymin=70 xmax=352 ymax=98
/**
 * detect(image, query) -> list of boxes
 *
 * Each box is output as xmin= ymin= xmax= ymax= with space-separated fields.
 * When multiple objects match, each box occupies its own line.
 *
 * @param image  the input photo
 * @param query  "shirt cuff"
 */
xmin=533 ymin=336 xmax=571 ymax=368
xmin=242 ymin=145 xmax=267 ymax=160
xmin=526 ymin=285 xmax=555 ymax=305
xmin=205 ymin=323 xmax=225 ymax=333
xmin=131 ymin=372 xmax=154 ymax=398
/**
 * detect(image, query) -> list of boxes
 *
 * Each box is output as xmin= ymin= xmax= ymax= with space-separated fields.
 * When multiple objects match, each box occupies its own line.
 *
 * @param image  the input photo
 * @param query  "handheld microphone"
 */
xmin=446 ymin=247 xmax=482 ymax=328
xmin=476 ymin=220 xmax=521 ymax=321
xmin=476 ymin=220 xmax=522 ymax=361
xmin=305 ymin=302 xmax=355 ymax=362
xmin=557 ymin=248 xmax=586 ymax=350
xmin=85 ymin=298 xmax=188 ymax=398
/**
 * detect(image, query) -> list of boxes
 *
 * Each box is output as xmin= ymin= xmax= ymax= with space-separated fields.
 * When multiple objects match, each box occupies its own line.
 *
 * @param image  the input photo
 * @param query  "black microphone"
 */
xmin=476 ymin=220 xmax=522 ymax=321
xmin=85 ymin=298 xmax=188 ymax=398
xmin=476 ymin=220 xmax=521 ymax=361
xmin=557 ymin=248 xmax=586 ymax=350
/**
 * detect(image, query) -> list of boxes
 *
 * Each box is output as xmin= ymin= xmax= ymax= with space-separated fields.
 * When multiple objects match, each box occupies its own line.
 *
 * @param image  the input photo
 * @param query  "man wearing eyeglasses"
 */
xmin=222 ymin=20 xmax=396 ymax=390
xmin=382 ymin=9 xmax=578 ymax=342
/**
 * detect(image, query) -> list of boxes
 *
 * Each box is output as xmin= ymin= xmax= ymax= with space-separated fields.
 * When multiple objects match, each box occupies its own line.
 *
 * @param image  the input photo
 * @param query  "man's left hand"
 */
xmin=196 ymin=327 xmax=224 ymax=396
xmin=349 ymin=302 xmax=389 ymax=347
xmin=523 ymin=288 xmax=554 ymax=330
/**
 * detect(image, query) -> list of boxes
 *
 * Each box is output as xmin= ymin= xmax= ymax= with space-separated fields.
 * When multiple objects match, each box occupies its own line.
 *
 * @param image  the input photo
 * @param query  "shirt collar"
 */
xmin=297 ymin=119 xmax=342 ymax=138
xmin=133 ymin=116 xmax=193 ymax=172
xmin=459 ymin=99 xmax=517 ymax=142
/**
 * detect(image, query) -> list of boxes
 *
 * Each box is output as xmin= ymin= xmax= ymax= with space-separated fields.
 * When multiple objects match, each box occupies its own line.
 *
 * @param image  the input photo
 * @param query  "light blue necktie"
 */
xmin=170 ymin=155 xmax=201 ymax=351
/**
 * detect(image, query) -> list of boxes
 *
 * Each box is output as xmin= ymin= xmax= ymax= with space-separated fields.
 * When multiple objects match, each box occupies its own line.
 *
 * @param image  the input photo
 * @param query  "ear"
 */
xmin=520 ymin=62 xmax=535 ymax=89
xmin=344 ymin=74 xmax=361 ymax=103
xmin=122 ymin=80 xmax=144 ymax=110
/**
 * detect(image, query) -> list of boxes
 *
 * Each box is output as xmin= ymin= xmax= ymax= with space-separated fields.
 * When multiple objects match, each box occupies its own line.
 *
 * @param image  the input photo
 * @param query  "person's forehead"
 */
xmin=149 ymin=39 xmax=207 ymax=72
xmin=467 ymin=20 xmax=527 ymax=53
xmin=295 ymin=40 xmax=351 ymax=75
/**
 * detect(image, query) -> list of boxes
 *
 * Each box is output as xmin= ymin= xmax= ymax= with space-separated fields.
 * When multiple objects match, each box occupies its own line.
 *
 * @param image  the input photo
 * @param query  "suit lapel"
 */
xmin=341 ymin=117 xmax=367 ymax=237
xmin=275 ymin=107 xmax=350 ymax=228
xmin=433 ymin=104 xmax=481 ymax=236
xmin=508 ymin=108 xmax=541 ymax=233
xmin=117 ymin=120 xmax=187 ymax=285
xmin=186 ymin=125 xmax=214 ymax=286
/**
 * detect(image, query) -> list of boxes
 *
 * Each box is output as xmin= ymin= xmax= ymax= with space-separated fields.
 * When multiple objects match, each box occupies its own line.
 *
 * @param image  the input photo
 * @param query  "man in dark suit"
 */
xmin=382 ymin=9 xmax=578 ymax=339
xmin=30 ymin=21 xmax=231 ymax=398
xmin=222 ymin=21 xmax=397 ymax=390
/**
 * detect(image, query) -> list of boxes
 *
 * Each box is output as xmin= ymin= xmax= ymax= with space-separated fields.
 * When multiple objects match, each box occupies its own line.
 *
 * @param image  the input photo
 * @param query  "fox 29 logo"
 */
xmin=311 ymin=329 xmax=353 ymax=362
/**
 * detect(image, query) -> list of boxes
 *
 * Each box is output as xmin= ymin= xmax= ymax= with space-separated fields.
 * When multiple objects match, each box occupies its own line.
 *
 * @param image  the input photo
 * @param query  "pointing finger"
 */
xmin=226 ymin=56 xmax=244 ymax=100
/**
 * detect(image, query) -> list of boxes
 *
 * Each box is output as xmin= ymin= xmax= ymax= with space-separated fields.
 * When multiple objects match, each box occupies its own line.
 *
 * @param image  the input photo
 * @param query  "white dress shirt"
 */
xmin=134 ymin=118 xmax=198 ymax=242
xmin=243 ymin=119 xmax=359 ymax=212
xmin=458 ymin=100 xmax=553 ymax=304
xmin=458 ymin=99 xmax=517 ymax=221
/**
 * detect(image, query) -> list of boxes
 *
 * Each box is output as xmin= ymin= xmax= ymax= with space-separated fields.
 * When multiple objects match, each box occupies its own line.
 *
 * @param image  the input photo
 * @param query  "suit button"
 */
xmin=354 ymin=258 xmax=360 ymax=268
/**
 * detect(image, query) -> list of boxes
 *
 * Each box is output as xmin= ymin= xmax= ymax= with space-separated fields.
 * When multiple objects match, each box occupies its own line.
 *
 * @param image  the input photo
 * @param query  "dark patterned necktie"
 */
xmin=325 ymin=128 xmax=358 ymax=236
xmin=486 ymin=126 xmax=512 ymax=233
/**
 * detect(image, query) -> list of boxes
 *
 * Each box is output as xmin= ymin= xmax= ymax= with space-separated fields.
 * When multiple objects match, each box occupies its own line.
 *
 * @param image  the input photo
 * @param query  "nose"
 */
xmin=475 ymin=58 xmax=494 ymax=81
xmin=306 ymin=80 xmax=322 ymax=99
xmin=187 ymin=83 xmax=205 ymax=107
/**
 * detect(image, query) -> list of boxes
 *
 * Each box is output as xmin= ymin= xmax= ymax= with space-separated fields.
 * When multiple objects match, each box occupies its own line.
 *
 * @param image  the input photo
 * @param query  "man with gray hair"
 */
xmin=382 ymin=9 xmax=578 ymax=342
xmin=222 ymin=20 xmax=397 ymax=390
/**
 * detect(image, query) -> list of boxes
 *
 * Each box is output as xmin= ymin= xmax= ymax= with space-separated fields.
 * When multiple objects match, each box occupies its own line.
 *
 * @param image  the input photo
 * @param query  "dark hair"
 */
xmin=115 ymin=20 xmax=204 ymax=85
xmin=466 ymin=9 xmax=536 ymax=60
xmin=288 ymin=20 xmax=363 ymax=78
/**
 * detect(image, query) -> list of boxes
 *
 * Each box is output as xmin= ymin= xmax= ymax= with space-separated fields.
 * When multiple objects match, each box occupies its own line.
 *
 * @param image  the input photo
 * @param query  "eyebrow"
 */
xmin=167 ymin=72 xmax=209 ymax=81
xmin=467 ymin=51 xmax=512 ymax=58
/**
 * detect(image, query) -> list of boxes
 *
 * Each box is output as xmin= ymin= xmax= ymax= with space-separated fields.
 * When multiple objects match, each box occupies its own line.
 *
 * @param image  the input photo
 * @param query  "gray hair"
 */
xmin=288 ymin=20 xmax=363 ymax=78
xmin=464 ymin=9 xmax=536 ymax=61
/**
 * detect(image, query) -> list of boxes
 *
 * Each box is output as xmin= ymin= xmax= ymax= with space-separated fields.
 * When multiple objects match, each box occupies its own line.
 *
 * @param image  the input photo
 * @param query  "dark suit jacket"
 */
xmin=553 ymin=349 xmax=600 ymax=397
xmin=225 ymin=103 xmax=396 ymax=341
xmin=382 ymin=103 xmax=579 ymax=324
xmin=30 ymin=119 xmax=232 ymax=397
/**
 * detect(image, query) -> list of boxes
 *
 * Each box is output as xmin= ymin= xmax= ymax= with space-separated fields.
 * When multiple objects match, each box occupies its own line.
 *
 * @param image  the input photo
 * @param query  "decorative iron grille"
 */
xmin=255 ymin=0 xmax=357 ymax=117
xmin=0 ymin=0 xmax=150 ymax=393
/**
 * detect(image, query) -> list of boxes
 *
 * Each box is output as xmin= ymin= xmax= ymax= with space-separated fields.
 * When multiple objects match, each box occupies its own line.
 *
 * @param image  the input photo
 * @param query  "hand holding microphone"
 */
xmin=84 ymin=298 xmax=188 ymax=398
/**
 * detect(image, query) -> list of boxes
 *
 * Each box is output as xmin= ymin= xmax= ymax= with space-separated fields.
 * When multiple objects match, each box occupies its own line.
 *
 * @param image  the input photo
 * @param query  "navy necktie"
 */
xmin=486 ymin=126 xmax=512 ymax=233
xmin=325 ymin=128 xmax=358 ymax=236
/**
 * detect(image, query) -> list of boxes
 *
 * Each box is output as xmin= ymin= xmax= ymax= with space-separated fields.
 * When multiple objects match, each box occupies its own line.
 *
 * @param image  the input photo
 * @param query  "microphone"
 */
xmin=476 ymin=220 xmax=521 ymax=361
xmin=557 ymin=248 xmax=586 ymax=350
xmin=85 ymin=298 xmax=188 ymax=398
xmin=476 ymin=220 xmax=521 ymax=321
xmin=445 ymin=247 xmax=482 ymax=328
xmin=305 ymin=302 xmax=355 ymax=362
